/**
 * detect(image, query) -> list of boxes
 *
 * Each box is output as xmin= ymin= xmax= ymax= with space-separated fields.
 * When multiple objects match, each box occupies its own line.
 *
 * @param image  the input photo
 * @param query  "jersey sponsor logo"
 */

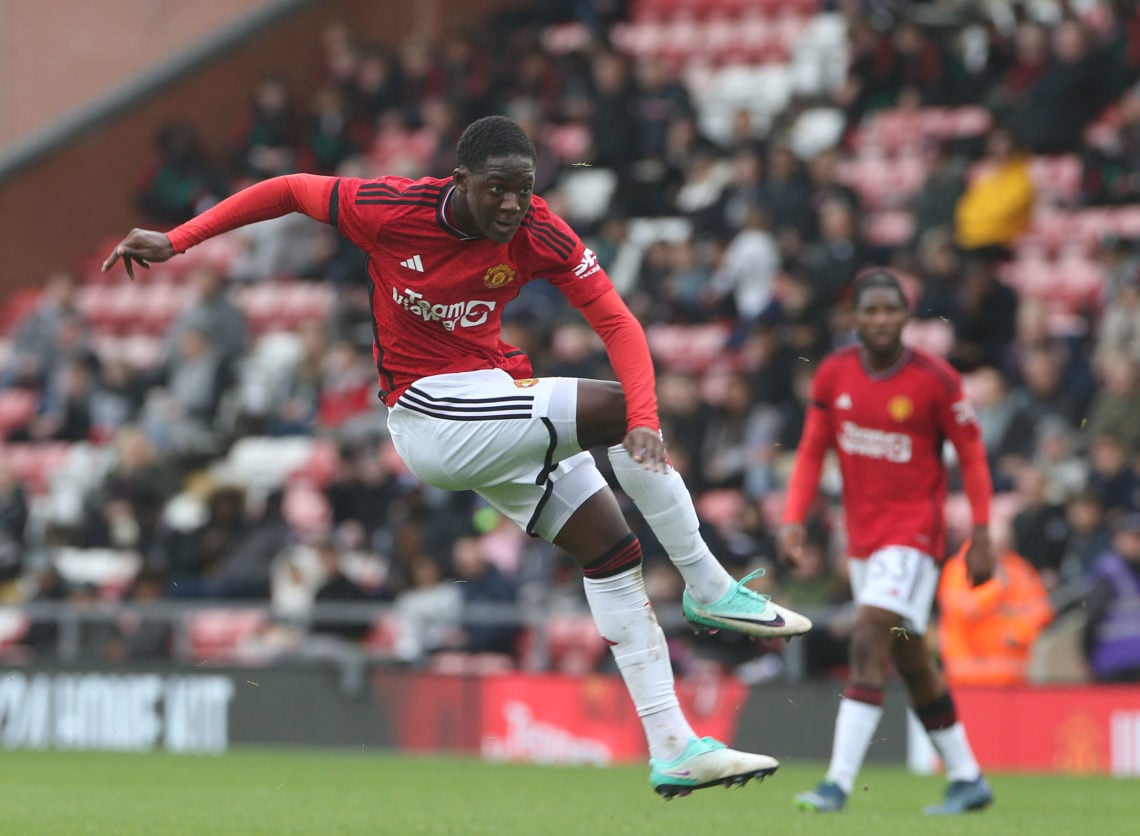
xmin=391 ymin=287 xmax=495 ymax=330
xmin=573 ymin=247 xmax=600 ymax=279
xmin=513 ymin=378 xmax=539 ymax=388
xmin=838 ymin=421 xmax=913 ymax=462
xmin=835 ymin=393 xmax=852 ymax=410
xmin=951 ymin=398 xmax=977 ymax=426
xmin=888 ymin=395 xmax=914 ymax=422
xmin=483 ymin=263 xmax=517 ymax=288
xmin=399 ymin=254 xmax=425 ymax=272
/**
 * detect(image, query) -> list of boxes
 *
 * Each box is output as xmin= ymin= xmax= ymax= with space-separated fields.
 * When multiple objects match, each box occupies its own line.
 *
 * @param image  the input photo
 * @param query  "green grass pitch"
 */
xmin=0 ymin=749 xmax=1134 ymax=835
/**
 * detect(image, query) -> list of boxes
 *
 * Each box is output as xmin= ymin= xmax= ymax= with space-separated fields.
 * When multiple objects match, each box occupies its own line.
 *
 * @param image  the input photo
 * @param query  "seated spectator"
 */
xmin=230 ymin=74 xmax=300 ymax=182
xmin=449 ymin=533 xmax=520 ymax=656
xmin=167 ymin=263 xmax=247 ymax=372
xmin=103 ymin=569 xmax=172 ymax=662
xmin=1083 ymin=513 xmax=1140 ymax=682
xmin=954 ymin=126 xmax=1034 ymax=256
xmin=1086 ymin=351 xmax=1140 ymax=457
xmin=12 ymin=358 xmax=94 ymax=443
xmin=1087 ymin=431 xmax=1140 ymax=523
xmin=80 ymin=426 xmax=178 ymax=555
xmin=1096 ymin=265 xmax=1140 ymax=363
xmin=0 ymin=462 xmax=29 ymax=592
xmin=937 ymin=537 xmax=1053 ymax=687
xmin=1010 ymin=464 xmax=1069 ymax=590
xmin=392 ymin=554 xmax=461 ymax=664
xmin=133 ymin=120 xmax=228 ymax=225
xmin=1060 ymin=490 xmax=1113 ymax=584
xmin=3 ymin=271 xmax=79 ymax=389
xmin=311 ymin=538 xmax=369 ymax=640
xmin=1017 ymin=18 xmax=1109 ymax=155
xmin=143 ymin=327 xmax=231 ymax=458
xmin=909 ymin=144 xmax=967 ymax=250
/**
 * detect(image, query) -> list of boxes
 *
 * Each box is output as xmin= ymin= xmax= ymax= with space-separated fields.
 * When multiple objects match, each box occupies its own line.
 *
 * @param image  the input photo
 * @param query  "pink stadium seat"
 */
xmin=1 ymin=442 xmax=71 ymax=495
xmin=0 ymin=388 xmax=36 ymax=439
xmin=542 ymin=613 xmax=608 ymax=675
xmin=645 ymin=323 xmax=731 ymax=372
xmin=696 ymin=488 xmax=745 ymax=529
xmin=863 ymin=210 xmax=915 ymax=248
xmin=187 ymin=609 xmax=267 ymax=663
xmin=363 ymin=612 xmax=403 ymax=657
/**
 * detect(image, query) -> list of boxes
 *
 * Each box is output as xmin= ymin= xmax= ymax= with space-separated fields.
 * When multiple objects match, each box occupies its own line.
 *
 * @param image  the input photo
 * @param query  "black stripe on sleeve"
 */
xmin=328 ymin=178 xmax=341 ymax=230
xmin=523 ymin=222 xmax=573 ymax=260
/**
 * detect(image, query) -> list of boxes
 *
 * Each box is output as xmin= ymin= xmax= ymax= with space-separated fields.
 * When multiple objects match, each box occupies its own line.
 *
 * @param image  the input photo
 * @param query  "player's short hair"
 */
xmin=852 ymin=268 xmax=906 ymax=309
xmin=456 ymin=116 xmax=536 ymax=171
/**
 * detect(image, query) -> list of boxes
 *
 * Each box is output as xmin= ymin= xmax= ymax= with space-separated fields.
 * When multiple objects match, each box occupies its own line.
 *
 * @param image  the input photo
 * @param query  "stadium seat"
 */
xmin=696 ymin=488 xmax=745 ymax=529
xmin=187 ymin=609 xmax=268 ymax=663
xmin=0 ymin=388 xmax=36 ymax=439
xmin=52 ymin=547 xmax=142 ymax=598
xmin=1 ymin=442 xmax=72 ymax=496
xmin=645 ymin=323 xmax=731 ymax=372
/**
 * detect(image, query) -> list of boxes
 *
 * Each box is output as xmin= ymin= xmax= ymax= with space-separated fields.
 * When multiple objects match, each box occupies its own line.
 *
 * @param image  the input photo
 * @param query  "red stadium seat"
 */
xmin=0 ymin=388 xmax=36 ymax=439
xmin=187 ymin=609 xmax=267 ymax=663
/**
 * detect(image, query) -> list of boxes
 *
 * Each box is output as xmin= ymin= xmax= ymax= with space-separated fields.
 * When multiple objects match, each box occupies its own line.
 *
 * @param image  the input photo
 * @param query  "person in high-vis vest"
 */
xmin=937 ymin=539 xmax=1053 ymax=687
xmin=1084 ymin=514 xmax=1140 ymax=683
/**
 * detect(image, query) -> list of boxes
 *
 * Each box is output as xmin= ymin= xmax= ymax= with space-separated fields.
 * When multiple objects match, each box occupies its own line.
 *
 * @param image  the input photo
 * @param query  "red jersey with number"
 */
xmin=783 ymin=344 xmax=990 ymax=561
xmin=327 ymin=176 xmax=610 ymax=404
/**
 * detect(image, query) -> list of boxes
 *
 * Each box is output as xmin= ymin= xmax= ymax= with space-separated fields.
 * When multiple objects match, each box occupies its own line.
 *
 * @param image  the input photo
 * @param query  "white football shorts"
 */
xmin=386 ymin=369 xmax=607 ymax=542
xmin=847 ymin=546 xmax=941 ymax=636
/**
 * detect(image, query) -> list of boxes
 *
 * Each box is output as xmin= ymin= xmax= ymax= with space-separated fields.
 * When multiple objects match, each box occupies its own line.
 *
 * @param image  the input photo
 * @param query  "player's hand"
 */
xmin=624 ymin=426 xmax=668 ymax=472
xmin=777 ymin=523 xmax=806 ymax=566
xmin=965 ymin=527 xmax=995 ymax=587
xmin=101 ymin=229 xmax=176 ymax=280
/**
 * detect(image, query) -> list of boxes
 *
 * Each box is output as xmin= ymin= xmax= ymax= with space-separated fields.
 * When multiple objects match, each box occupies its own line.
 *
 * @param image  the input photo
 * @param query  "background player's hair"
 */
xmin=456 ymin=116 xmax=536 ymax=171
xmin=852 ymin=268 xmax=907 ymax=309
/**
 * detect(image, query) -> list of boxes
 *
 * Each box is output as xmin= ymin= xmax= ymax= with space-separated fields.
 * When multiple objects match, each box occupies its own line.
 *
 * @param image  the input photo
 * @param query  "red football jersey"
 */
xmin=784 ymin=344 xmax=989 ymax=560
xmin=331 ymin=175 xmax=612 ymax=404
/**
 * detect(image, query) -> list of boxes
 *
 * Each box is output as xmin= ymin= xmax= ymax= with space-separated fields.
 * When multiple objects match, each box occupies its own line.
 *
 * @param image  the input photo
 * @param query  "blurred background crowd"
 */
xmin=2 ymin=0 xmax=1140 ymax=687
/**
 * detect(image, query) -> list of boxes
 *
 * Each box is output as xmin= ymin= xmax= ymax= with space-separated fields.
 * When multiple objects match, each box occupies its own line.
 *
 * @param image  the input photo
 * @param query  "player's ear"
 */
xmin=453 ymin=166 xmax=468 ymax=192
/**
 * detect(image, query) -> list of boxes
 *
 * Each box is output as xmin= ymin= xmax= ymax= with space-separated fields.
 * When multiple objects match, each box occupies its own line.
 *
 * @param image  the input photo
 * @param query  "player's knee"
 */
xmin=581 ymin=533 xmax=642 ymax=579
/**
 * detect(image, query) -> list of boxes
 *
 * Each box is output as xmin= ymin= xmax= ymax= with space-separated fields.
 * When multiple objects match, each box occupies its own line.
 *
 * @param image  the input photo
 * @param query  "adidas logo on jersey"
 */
xmin=400 ymin=254 xmax=425 ymax=272
xmin=835 ymin=393 xmax=852 ymax=410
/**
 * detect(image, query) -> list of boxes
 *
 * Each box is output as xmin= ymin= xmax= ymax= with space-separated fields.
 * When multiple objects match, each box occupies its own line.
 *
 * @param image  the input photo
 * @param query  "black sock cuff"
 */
xmin=844 ymin=682 xmax=885 ymax=706
xmin=582 ymin=534 xmax=642 ymax=579
xmin=915 ymin=691 xmax=957 ymax=731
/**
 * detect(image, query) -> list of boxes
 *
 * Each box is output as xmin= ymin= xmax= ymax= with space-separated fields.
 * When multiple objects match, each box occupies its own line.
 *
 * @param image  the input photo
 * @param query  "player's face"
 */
xmin=454 ymin=154 xmax=535 ymax=244
xmin=855 ymin=286 xmax=908 ymax=354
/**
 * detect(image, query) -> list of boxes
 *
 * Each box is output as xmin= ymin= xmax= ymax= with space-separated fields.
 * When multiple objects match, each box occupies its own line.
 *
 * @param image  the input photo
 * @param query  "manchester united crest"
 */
xmin=887 ymin=395 xmax=914 ymax=422
xmin=513 ymin=378 xmax=539 ymax=388
xmin=483 ymin=263 xmax=516 ymax=289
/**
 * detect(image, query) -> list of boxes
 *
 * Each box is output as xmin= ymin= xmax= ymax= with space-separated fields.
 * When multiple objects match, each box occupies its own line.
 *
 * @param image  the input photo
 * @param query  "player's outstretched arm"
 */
xmin=103 ymin=174 xmax=336 ymax=280
xmin=102 ymin=229 xmax=175 ymax=279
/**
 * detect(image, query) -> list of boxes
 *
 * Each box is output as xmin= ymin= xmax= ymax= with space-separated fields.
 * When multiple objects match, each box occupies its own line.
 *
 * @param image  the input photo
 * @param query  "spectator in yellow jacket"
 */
xmin=954 ymin=126 xmax=1035 ymax=254
xmin=937 ymin=539 xmax=1053 ymax=686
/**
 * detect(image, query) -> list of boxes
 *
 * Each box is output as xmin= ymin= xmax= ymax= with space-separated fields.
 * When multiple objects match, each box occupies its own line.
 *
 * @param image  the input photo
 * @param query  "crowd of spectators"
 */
xmin=3 ymin=0 xmax=1140 ymax=685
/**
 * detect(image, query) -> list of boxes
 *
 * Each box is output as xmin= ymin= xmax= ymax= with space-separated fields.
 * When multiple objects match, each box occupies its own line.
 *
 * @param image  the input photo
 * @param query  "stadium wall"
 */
xmin=3 ymin=667 xmax=1138 ymax=775
xmin=0 ymin=0 xmax=525 ymax=306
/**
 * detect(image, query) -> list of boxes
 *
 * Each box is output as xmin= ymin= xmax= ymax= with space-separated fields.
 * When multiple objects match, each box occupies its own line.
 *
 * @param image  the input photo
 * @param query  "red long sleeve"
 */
xmin=953 ymin=426 xmax=992 ymax=527
xmin=166 ymin=174 xmax=335 ymax=253
xmin=577 ymin=288 xmax=659 ymax=432
xmin=782 ymin=405 xmax=831 ymax=524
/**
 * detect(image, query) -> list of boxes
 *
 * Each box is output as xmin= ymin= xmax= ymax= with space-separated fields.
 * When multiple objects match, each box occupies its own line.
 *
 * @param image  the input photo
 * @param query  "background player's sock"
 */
xmin=607 ymin=444 xmax=732 ymax=603
xmin=583 ymin=565 xmax=695 ymax=762
xmin=825 ymin=684 xmax=884 ymax=794
xmin=916 ymin=692 xmax=981 ymax=781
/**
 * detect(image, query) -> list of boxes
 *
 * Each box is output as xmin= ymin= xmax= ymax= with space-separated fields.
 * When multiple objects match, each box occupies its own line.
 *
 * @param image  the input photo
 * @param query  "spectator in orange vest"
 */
xmin=937 ymin=538 xmax=1053 ymax=687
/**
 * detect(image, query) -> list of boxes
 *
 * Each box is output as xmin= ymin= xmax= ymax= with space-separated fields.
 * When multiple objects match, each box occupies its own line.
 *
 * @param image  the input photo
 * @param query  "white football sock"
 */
xmin=825 ymin=697 xmax=883 ymax=795
xmin=928 ymin=723 xmax=981 ymax=782
xmin=607 ymin=444 xmax=732 ymax=603
xmin=583 ymin=566 xmax=695 ymax=762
